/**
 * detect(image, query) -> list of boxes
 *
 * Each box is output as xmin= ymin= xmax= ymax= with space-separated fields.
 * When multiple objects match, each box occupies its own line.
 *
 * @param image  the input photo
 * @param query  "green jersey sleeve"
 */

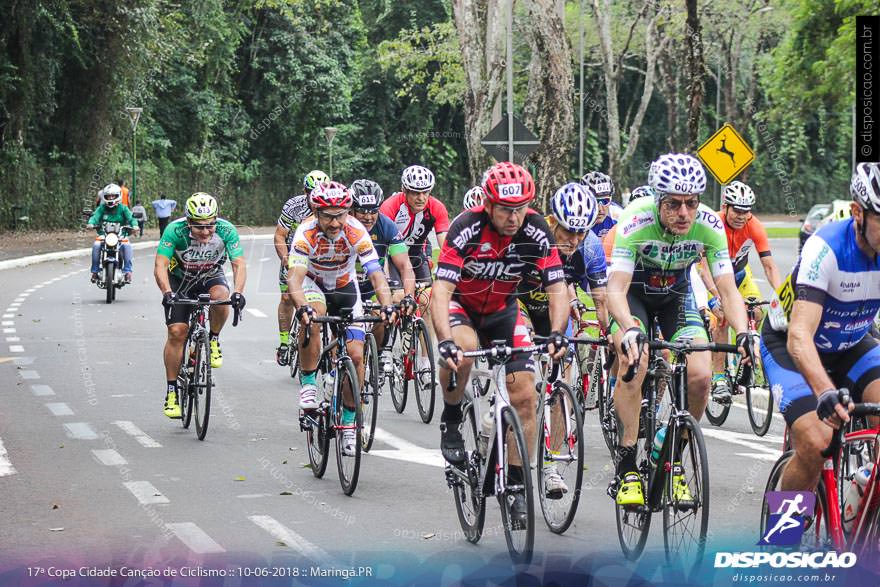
xmin=216 ymin=219 xmax=244 ymax=260
xmin=693 ymin=207 xmax=733 ymax=278
xmin=156 ymin=219 xmax=190 ymax=259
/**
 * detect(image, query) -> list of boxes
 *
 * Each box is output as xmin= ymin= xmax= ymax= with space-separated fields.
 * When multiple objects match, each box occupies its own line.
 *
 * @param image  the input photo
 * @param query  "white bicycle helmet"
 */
xmin=648 ymin=153 xmax=707 ymax=201
xmin=401 ymin=165 xmax=435 ymax=192
xmin=102 ymin=183 xmax=122 ymax=207
xmin=624 ymin=185 xmax=656 ymax=207
xmin=580 ymin=171 xmax=615 ymax=199
xmin=723 ymin=181 xmax=756 ymax=209
xmin=852 ymin=162 xmax=880 ymax=214
xmin=463 ymin=186 xmax=484 ymax=210
xmin=550 ymin=183 xmax=599 ymax=233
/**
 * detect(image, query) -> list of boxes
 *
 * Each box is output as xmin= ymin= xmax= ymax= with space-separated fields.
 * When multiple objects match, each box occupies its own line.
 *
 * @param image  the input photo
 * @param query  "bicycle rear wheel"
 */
xmin=597 ymin=353 xmax=618 ymax=457
xmin=361 ymin=332 xmax=379 ymax=452
xmin=497 ymin=405 xmax=534 ymax=565
xmin=537 ymin=381 xmax=584 ymax=534
xmin=193 ymin=334 xmax=212 ymax=441
xmin=306 ymin=404 xmax=330 ymax=479
xmin=451 ymin=402 xmax=485 ymax=543
xmin=288 ymin=321 xmax=300 ymax=379
xmin=387 ymin=326 xmax=407 ymax=413
xmin=662 ymin=414 xmax=710 ymax=576
xmin=704 ymin=395 xmax=731 ymax=427
xmin=410 ymin=319 xmax=436 ymax=424
xmin=746 ymin=358 xmax=773 ymax=436
xmin=335 ymin=358 xmax=362 ymax=496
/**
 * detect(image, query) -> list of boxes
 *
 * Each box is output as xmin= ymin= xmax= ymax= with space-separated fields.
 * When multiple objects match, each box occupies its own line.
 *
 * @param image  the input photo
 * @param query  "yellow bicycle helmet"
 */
xmin=186 ymin=192 xmax=218 ymax=220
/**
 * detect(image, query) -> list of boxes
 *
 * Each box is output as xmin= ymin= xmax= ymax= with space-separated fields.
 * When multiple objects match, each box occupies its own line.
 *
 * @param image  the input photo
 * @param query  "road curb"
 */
xmin=0 ymin=234 xmax=274 ymax=272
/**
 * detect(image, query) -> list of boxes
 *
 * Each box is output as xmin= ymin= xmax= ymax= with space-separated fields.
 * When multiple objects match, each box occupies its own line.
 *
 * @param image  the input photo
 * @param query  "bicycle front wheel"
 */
xmin=452 ymin=402 xmax=485 ymax=543
xmin=179 ymin=337 xmax=194 ymax=429
xmin=410 ymin=319 xmax=436 ymax=424
xmin=361 ymin=332 xmax=380 ymax=452
xmin=597 ymin=354 xmax=618 ymax=457
xmin=335 ymin=358 xmax=362 ymax=496
xmin=387 ymin=326 xmax=407 ymax=413
xmin=537 ymin=381 xmax=584 ymax=534
xmin=663 ymin=414 xmax=710 ymax=576
xmin=193 ymin=334 xmax=212 ymax=441
xmin=288 ymin=321 xmax=300 ymax=379
xmin=746 ymin=358 xmax=773 ymax=436
xmin=497 ymin=405 xmax=534 ymax=566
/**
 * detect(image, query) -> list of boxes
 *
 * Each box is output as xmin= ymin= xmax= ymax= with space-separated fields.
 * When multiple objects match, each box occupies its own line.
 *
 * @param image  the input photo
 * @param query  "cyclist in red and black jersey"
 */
xmin=431 ymin=162 xmax=569 ymax=526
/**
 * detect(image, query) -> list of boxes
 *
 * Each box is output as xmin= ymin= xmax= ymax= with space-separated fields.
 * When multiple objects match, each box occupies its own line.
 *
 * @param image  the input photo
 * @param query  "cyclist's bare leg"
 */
xmin=207 ymin=284 xmax=231 ymax=334
xmin=711 ymin=320 xmax=728 ymax=377
xmin=508 ymin=371 xmax=537 ymax=467
xmin=685 ymin=341 xmax=712 ymax=420
xmin=612 ymin=328 xmax=648 ymax=447
xmin=438 ymin=324 xmax=478 ymax=405
xmin=164 ymin=323 xmax=188 ymax=380
xmin=297 ymin=302 xmax=327 ymax=372
xmin=278 ymin=292 xmax=295 ymax=338
xmin=344 ymin=338 xmax=365 ymax=409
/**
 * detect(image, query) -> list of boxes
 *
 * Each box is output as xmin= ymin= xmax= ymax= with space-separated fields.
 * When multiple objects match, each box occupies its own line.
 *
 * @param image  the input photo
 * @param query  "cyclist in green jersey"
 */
xmin=155 ymin=193 xmax=247 ymax=418
xmin=607 ymin=154 xmax=754 ymax=508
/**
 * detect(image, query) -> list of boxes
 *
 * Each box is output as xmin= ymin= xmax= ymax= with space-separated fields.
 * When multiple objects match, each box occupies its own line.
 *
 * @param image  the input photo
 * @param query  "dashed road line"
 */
xmin=2 ymin=314 xmax=13 ymax=319
xmin=31 ymin=384 xmax=54 ymax=396
xmin=113 ymin=421 xmax=162 ymax=448
xmin=19 ymin=370 xmax=39 ymax=379
xmin=259 ymin=256 xmax=273 ymax=262
xmin=248 ymin=515 xmax=332 ymax=563
xmin=63 ymin=422 xmax=98 ymax=440
xmin=91 ymin=449 xmax=127 ymax=466
xmin=165 ymin=523 xmax=226 ymax=554
xmin=0 ymin=437 xmax=17 ymax=477
xmin=45 ymin=402 xmax=73 ymax=416
xmin=3 ymin=328 xmax=15 ymax=333
xmin=246 ymin=308 xmax=268 ymax=318
xmin=6 ymin=337 xmax=19 ymax=342
xmin=13 ymin=357 xmax=33 ymax=365
xmin=370 ymin=428 xmax=445 ymax=468
xmin=123 ymin=481 xmax=169 ymax=505
xmin=9 ymin=345 xmax=24 ymax=353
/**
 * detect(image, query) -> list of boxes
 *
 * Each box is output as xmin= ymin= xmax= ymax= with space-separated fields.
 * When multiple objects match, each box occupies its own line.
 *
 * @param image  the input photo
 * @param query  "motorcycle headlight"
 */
xmin=105 ymin=232 xmax=119 ymax=247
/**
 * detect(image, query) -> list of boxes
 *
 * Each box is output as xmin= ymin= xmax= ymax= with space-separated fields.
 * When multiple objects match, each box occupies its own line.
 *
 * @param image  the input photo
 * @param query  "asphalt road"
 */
xmin=0 ymin=238 xmax=812 ymax=584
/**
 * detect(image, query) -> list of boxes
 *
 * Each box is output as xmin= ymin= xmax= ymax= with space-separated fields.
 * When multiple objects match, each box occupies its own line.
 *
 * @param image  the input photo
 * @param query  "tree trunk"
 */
xmin=522 ymin=0 xmax=574 ymax=208
xmin=452 ymin=0 xmax=506 ymax=184
xmin=684 ymin=0 xmax=705 ymax=151
xmin=591 ymin=0 xmax=621 ymax=179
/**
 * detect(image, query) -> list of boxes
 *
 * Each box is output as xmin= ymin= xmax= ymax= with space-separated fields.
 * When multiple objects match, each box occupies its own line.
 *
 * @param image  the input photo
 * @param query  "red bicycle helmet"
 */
xmin=482 ymin=162 xmax=535 ymax=206
xmin=309 ymin=181 xmax=353 ymax=209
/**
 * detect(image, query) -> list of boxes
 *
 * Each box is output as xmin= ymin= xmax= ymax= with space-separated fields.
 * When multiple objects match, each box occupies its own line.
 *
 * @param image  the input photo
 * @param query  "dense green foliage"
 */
xmin=0 ymin=0 xmax=875 ymax=229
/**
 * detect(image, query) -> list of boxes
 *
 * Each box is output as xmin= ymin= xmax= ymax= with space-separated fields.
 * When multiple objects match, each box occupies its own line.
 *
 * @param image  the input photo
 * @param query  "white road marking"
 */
xmin=12 ymin=357 xmax=33 ymax=365
xmin=45 ymin=403 xmax=73 ymax=416
xmin=91 ymin=449 xmax=127 ymax=466
xmin=9 ymin=345 xmax=24 ymax=353
xmin=3 ymin=328 xmax=14 ymax=333
xmin=735 ymin=452 xmax=779 ymax=462
xmin=2 ymin=314 xmax=13 ymax=319
xmin=246 ymin=308 xmax=268 ymax=318
xmin=110 ymin=394 xmax=135 ymax=398
xmin=123 ymin=481 xmax=169 ymax=505
xmin=729 ymin=396 xmax=785 ymax=422
xmin=31 ymin=384 xmax=54 ymax=396
xmin=6 ymin=337 xmax=19 ymax=342
xmin=19 ymin=370 xmax=39 ymax=379
xmin=370 ymin=428 xmax=445 ymax=468
xmin=259 ymin=256 xmax=273 ymax=262
xmin=0 ymin=437 xmax=16 ymax=477
xmin=14 ymin=297 xmax=24 ymax=303
xmin=2 ymin=321 xmax=14 ymax=327
xmin=113 ymin=421 xmax=162 ymax=448
xmin=165 ymin=523 xmax=226 ymax=554
xmin=701 ymin=428 xmax=783 ymax=461
xmin=63 ymin=422 xmax=98 ymax=440
xmin=248 ymin=515 xmax=332 ymax=563
xmin=237 ymin=493 xmax=272 ymax=499
xmin=25 ymin=288 xmax=35 ymax=293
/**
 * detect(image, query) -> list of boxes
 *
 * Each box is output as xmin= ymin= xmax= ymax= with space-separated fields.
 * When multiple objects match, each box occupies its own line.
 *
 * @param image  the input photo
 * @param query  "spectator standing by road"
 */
xmin=117 ymin=179 xmax=131 ymax=208
xmin=131 ymin=201 xmax=148 ymax=237
xmin=152 ymin=195 xmax=177 ymax=235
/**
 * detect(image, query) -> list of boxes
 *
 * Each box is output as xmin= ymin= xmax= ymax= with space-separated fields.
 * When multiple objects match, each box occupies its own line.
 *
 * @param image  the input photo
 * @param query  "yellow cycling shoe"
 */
xmin=209 ymin=338 xmax=223 ymax=368
xmin=164 ymin=391 xmax=182 ymax=419
xmin=672 ymin=462 xmax=695 ymax=508
xmin=616 ymin=472 xmax=645 ymax=507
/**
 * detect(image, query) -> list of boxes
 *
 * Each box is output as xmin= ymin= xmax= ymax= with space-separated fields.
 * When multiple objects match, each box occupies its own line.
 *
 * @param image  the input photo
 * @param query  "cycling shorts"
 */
xmin=449 ymin=301 xmax=534 ymax=374
xmin=709 ymin=266 xmax=764 ymax=329
xmin=760 ymin=321 xmax=880 ymax=426
xmin=165 ymin=274 xmax=230 ymax=326
xmin=279 ymin=262 xmax=290 ymax=293
xmin=301 ymin=276 xmax=365 ymax=342
xmin=609 ymin=287 xmax=707 ymax=342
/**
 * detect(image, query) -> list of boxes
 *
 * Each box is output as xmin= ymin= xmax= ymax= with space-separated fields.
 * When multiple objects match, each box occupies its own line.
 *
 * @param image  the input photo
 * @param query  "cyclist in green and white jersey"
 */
xmin=275 ymin=170 xmax=327 ymax=366
xmin=607 ymin=154 xmax=754 ymax=508
xmin=155 ymin=193 xmax=247 ymax=418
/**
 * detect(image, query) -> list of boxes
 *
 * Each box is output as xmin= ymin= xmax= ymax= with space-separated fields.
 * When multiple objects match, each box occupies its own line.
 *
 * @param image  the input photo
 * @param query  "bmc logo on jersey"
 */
xmin=497 ymin=183 xmax=523 ymax=199
xmin=463 ymin=258 xmax=525 ymax=280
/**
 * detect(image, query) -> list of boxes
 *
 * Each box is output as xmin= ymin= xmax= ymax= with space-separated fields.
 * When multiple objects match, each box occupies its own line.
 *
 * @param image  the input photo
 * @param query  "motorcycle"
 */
xmin=95 ymin=222 xmax=129 ymax=304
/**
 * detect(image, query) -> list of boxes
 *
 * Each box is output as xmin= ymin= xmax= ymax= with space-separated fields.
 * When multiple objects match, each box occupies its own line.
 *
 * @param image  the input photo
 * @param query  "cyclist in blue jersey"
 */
xmin=761 ymin=162 xmax=880 ymax=492
xmin=581 ymin=171 xmax=622 ymax=239
xmin=351 ymin=180 xmax=418 ymax=330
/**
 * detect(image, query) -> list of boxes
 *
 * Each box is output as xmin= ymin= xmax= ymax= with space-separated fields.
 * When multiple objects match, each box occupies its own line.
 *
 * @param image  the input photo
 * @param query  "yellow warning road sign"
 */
xmin=697 ymin=123 xmax=755 ymax=185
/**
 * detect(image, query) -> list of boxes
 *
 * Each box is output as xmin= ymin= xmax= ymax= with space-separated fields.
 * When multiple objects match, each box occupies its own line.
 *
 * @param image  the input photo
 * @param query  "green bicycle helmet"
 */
xmin=303 ymin=170 xmax=330 ymax=192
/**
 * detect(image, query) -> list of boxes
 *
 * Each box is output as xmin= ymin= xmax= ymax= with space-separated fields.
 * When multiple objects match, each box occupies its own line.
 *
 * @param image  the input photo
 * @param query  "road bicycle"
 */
xmin=298 ymin=311 xmax=382 ymax=495
xmin=705 ymin=298 xmax=773 ymax=435
xmin=168 ymin=294 xmax=241 ymax=441
xmin=383 ymin=283 xmax=437 ymax=423
xmin=445 ymin=340 xmax=546 ymax=565
xmin=611 ymin=324 xmax=738 ymax=577
xmin=761 ymin=397 xmax=880 ymax=556
xmin=534 ymin=334 xmax=609 ymax=534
